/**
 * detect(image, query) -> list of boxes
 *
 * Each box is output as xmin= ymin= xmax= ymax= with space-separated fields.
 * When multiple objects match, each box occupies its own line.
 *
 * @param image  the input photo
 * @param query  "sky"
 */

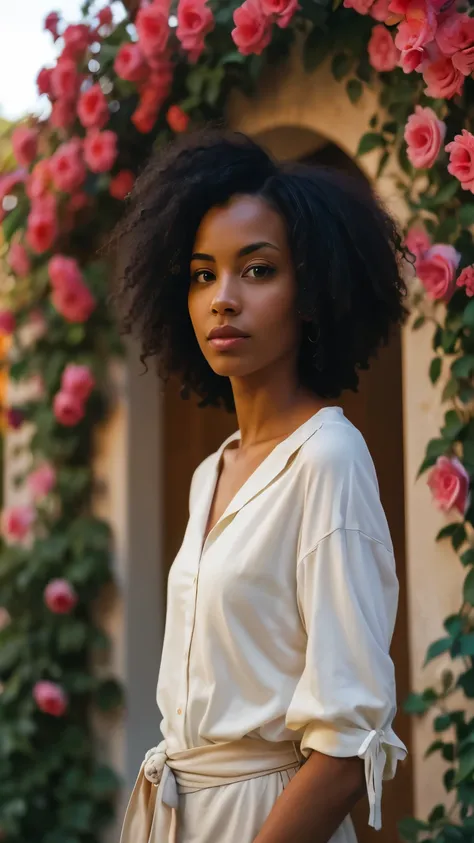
xmin=0 ymin=0 xmax=101 ymax=121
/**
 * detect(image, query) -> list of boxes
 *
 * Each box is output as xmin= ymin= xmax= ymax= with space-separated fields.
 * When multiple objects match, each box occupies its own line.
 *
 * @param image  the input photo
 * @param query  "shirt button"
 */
xmin=177 ymin=708 xmax=182 ymax=715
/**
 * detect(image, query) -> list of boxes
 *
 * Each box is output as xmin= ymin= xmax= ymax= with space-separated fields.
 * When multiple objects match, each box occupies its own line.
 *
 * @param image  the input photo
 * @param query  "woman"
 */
xmin=113 ymin=130 xmax=408 ymax=843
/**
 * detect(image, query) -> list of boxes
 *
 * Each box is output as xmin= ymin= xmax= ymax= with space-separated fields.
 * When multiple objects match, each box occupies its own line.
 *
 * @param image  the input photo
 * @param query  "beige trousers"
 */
xmin=120 ymin=738 xmax=358 ymax=843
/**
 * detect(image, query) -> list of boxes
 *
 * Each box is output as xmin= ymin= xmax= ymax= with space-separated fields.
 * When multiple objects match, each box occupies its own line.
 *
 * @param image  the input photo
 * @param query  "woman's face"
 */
xmin=188 ymin=194 xmax=301 ymax=382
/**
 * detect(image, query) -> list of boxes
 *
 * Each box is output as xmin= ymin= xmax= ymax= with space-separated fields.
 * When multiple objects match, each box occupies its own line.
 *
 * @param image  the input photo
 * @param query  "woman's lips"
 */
xmin=208 ymin=336 xmax=248 ymax=350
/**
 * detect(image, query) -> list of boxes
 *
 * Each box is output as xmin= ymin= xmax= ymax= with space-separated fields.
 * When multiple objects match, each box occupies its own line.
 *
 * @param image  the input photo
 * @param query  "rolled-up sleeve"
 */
xmin=286 ymin=527 xmax=407 ymax=831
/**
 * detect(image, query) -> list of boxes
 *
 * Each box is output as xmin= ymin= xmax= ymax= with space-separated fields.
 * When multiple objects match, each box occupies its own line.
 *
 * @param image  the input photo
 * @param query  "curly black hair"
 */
xmin=110 ymin=129 xmax=408 ymax=411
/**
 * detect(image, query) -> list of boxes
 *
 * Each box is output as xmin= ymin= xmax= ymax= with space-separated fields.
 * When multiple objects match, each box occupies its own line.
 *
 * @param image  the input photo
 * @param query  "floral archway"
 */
xmin=1 ymin=0 xmax=474 ymax=839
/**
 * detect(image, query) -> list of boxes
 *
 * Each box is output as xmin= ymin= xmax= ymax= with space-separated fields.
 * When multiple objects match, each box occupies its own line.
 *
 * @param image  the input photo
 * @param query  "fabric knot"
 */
xmin=357 ymin=729 xmax=387 ymax=831
xmin=144 ymin=746 xmax=167 ymax=786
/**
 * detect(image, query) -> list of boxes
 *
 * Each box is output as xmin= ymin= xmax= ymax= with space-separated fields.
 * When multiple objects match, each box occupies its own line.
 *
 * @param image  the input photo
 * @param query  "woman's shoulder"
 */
xmin=301 ymin=409 xmax=376 ymax=481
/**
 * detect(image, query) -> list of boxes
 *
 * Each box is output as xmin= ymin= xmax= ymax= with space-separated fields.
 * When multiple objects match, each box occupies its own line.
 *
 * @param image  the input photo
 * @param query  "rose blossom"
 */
xmin=114 ymin=43 xmax=148 ymax=82
xmin=394 ymin=0 xmax=437 ymax=52
xmin=27 ymin=160 xmax=52 ymax=200
xmin=132 ymin=102 xmax=158 ymax=134
xmin=33 ymin=681 xmax=68 ymax=717
xmin=77 ymin=84 xmax=109 ymax=129
xmin=109 ymin=170 xmax=135 ymax=200
xmin=51 ymin=278 xmax=96 ymax=323
xmin=232 ymin=0 xmax=272 ymax=56
xmin=167 ymin=105 xmax=190 ymax=133
xmin=136 ymin=3 xmax=170 ymax=59
xmin=428 ymin=456 xmax=469 ymax=516
xmin=28 ymin=463 xmax=56 ymax=499
xmin=260 ymin=0 xmax=299 ymax=27
xmin=44 ymin=11 xmax=60 ymax=39
xmin=7 ymin=408 xmax=24 ymax=430
xmin=8 ymin=243 xmax=30 ymax=277
xmin=51 ymin=58 xmax=81 ymax=101
xmin=98 ymin=6 xmax=113 ymax=26
xmin=62 ymin=24 xmax=91 ymax=60
xmin=368 ymin=25 xmax=399 ymax=71
xmin=400 ymin=47 xmax=425 ymax=72
xmin=417 ymin=243 xmax=461 ymax=301
xmin=436 ymin=13 xmax=474 ymax=57
xmin=37 ymin=67 xmax=53 ymax=96
xmin=343 ymin=0 xmax=374 ymax=12
xmin=177 ymin=0 xmax=215 ymax=59
xmin=26 ymin=198 xmax=58 ymax=254
xmin=404 ymin=106 xmax=446 ymax=169
xmin=405 ymin=225 xmax=431 ymax=262
xmin=1 ymin=505 xmax=35 ymax=543
xmin=50 ymin=98 xmax=77 ymax=130
xmin=0 ymin=310 xmax=16 ymax=335
xmin=50 ymin=139 xmax=86 ymax=193
xmin=446 ymin=130 xmax=474 ymax=192
xmin=453 ymin=46 xmax=474 ymax=76
xmin=84 ymin=130 xmax=118 ymax=173
xmin=423 ymin=56 xmax=464 ymax=99
xmin=48 ymin=254 xmax=82 ymax=288
xmin=12 ymin=127 xmax=38 ymax=167
xmin=371 ymin=0 xmax=391 ymax=21
xmin=457 ymin=265 xmax=474 ymax=297
xmin=44 ymin=579 xmax=78 ymax=614
xmin=62 ymin=363 xmax=95 ymax=401
xmin=53 ymin=391 xmax=85 ymax=426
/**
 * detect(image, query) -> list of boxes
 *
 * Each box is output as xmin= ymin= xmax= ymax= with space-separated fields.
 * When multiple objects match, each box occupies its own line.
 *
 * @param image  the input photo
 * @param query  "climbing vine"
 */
xmin=1 ymin=0 xmax=474 ymax=839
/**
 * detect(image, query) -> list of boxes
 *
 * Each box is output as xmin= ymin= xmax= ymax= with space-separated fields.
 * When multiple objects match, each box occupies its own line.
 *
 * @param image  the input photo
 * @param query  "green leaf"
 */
xmin=452 ymin=355 xmax=474 ymax=378
xmin=463 ymin=298 xmax=474 ymax=328
xmin=428 ymin=804 xmax=446 ymax=823
xmin=303 ymin=26 xmax=331 ymax=73
xmin=94 ymin=678 xmax=123 ymax=712
xmin=398 ymin=817 xmax=430 ymax=842
xmin=464 ymin=567 xmax=474 ymax=605
xmin=432 ymin=180 xmax=460 ymax=207
xmin=454 ymin=745 xmax=474 ymax=783
xmin=57 ymin=622 xmax=87 ymax=654
xmin=445 ymin=615 xmax=464 ymax=637
xmin=357 ymin=133 xmax=386 ymax=156
xmin=460 ymin=203 xmax=474 ymax=228
xmin=452 ymin=523 xmax=467 ymax=551
xmin=459 ymin=633 xmax=474 ymax=656
xmin=434 ymin=714 xmax=454 ymax=732
xmin=442 ymin=378 xmax=460 ymax=402
xmin=331 ymin=52 xmax=352 ymax=81
xmin=458 ymin=667 xmax=474 ymax=698
xmin=404 ymin=688 xmax=437 ymax=714
xmin=461 ymin=548 xmax=474 ymax=567
xmin=444 ymin=768 xmax=456 ymax=791
xmin=346 ymin=78 xmax=363 ymax=104
xmin=436 ymin=523 xmax=459 ymax=541
xmin=425 ymin=637 xmax=452 ymax=664
xmin=413 ymin=315 xmax=425 ymax=331
xmin=430 ymin=357 xmax=442 ymax=384
xmin=425 ymin=739 xmax=444 ymax=757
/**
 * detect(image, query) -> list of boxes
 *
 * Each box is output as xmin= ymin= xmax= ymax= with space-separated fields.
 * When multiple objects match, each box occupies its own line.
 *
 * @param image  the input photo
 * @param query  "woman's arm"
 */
xmin=253 ymin=751 xmax=365 ymax=843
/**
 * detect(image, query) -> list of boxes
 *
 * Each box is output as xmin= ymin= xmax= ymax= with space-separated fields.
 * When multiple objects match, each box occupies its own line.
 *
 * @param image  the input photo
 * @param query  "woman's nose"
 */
xmin=210 ymin=276 xmax=242 ymax=315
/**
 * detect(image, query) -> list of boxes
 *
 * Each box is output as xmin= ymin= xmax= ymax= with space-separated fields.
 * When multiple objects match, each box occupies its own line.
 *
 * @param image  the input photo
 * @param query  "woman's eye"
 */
xmin=245 ymin=265 xmax=274 ymax=279
xmin=193 ymin=269 xmax=214 ymax=283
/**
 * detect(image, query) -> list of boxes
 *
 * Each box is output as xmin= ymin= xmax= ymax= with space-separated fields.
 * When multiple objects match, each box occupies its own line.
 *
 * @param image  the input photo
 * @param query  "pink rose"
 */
xmin=400 ymin=47 xmax=425 ymax=72
xmin=457 ymin=265 xmax=474 ymax=297
xmin=62 ymin=363 xmax=95 ymax=401
xmin=389 ymin=0 xmax=447 ymax=14
xmin=53 ymin=391 xmax=85 ymax=426
xmin=27 ymin=160 xmax=52 ymax=200
xmin=260 ymin=0 xmax=299 ymax=27
xmin=446 ymin=130 xmax=474 ymax=192
xmin=37 ymin=67 xmax=53 ymax=96
xmin=48 ymin=254 xmax=82 ymax=288
xmin=8 ymin=243 xmax=30 ymax=277
xmin=343 ymin=0 xmax=374 ymax=12
xmin=51 ymin=278 xmax=96 ymax=323
xmin=232 ymin=0 xmax=272 ymax=55
xmin=404 ymin=106 xmax=446 ymax=169
xmin=28 ymin=463 xmax=56 ymax=499
xmin=33 ymin=681 xmax=68 ymax=717
xmin=423 ymin=56 xmax=464 ymax=99
xmin=0 ymin=310 xmax=16 ymax=335
xmin=368 ymin=25 xmax=400 ymax=71
xmin=98 ymin=6 xmax=113 ymax=26
xmin=370 ymin=0 xmax=391 ymax=21
xmin=177 ymin=0 xmax=215 ymax=59
xmin=26 ymin=199 xmax=57 ymax=254
xmin=114 ymin=43 xmax=147 ymax=82
xmin=395 ymin=1 xmax=437 ymax=53
xmin=44 ymin=579 xmax=78 ymax=614
xmin=50 ymin=98 xmax=77 ymax=130
xmin=1 ymin=505 xmax=35 ymax=543
xmin=436 ymin=13 xmax=474 ymax=57
xmin=7 ymin=408 xmax=24 ymax=430
xmin=12 ymin=127 xmax=38 ymax=167
xmin=453 ymin=46 xmax=474 ymax=75
xmin=44 ymin=11 xmax=60 ymax=39
xmin=417 ymin=243 xmax=461 ymax=301
xmin=405 ymin=225 xmax=431 ymax=262
xmin=84 ymin=129 xmax=117 ymax=173
xmin=50 ymin=139 xmax=86 ymax=193
xmin=77 ymin=84 xmax=109 ymax=129
xmin=132 ymin=102 xmax=158 ymax=134
xmin=166 ymin=105 xmax=190 ymax=133
xmin=51 ymin=58 xmax=81 ymax=101
xmin=109 ymin=169 xmax=135 ymax=199
xmin=62 ymin=24 xmax=91 ymax=60
xmin=136 ymin=3 xmax=170 ymax=59
xmin=428 ymin=456 xmax=469 ymax=516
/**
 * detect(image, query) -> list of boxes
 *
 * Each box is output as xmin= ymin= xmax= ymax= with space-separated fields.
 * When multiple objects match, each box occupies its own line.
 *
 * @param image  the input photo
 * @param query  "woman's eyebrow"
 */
xmin=191 ymin=241 xmax=279 ymax=262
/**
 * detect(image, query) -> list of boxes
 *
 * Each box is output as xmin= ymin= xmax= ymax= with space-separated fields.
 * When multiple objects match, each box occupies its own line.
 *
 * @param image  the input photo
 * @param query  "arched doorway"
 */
xmin=162 ymin=130 xmax=412 ymax=840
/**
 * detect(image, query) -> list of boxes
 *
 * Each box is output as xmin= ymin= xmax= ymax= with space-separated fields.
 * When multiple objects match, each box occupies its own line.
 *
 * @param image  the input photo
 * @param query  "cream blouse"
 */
xmin=156 ymin=406 xmax=407 ymax=828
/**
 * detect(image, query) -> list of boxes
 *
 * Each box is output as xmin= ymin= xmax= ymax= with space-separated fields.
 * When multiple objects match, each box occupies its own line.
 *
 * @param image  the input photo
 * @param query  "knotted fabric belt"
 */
xmin=120 ymin=738 xmax=302 ymax=843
